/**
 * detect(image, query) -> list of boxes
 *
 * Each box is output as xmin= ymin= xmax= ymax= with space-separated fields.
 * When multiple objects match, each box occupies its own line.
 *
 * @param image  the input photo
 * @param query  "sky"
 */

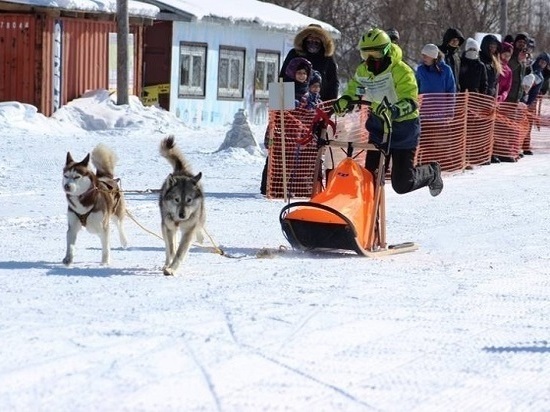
xmin=0 ymin=90 xmax=549 ymax=411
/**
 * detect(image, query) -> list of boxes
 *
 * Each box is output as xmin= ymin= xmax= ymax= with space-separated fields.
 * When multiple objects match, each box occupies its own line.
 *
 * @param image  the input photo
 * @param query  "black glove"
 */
xmin=333 ymin=95 xmax=353 ymax=116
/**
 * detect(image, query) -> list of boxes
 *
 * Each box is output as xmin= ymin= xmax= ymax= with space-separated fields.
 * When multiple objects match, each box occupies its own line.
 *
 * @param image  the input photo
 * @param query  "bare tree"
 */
xmin=265 ymin=0 xmax=550 ymax=90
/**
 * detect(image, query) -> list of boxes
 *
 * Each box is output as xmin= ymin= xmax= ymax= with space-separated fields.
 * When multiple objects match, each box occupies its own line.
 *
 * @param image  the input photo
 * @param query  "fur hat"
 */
xmin=465 ymin=38 xmax=480 ymax=51
xmin=285 ymin=57 xmax=312 ymax=81
xmin=293 ymin=24 xmax=335 ymax=57
xmin=309 ymin=70 xmax=322 ymax=86
xmin=421 ymin=43 xmax=439 ymax=59
xmin=501 ymin=42 xmax=514 ymax=54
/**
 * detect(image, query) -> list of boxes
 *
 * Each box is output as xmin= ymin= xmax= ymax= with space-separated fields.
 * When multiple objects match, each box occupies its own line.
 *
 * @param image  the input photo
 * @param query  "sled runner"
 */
xmin=279 ymin=99 xmax=418 ymax=257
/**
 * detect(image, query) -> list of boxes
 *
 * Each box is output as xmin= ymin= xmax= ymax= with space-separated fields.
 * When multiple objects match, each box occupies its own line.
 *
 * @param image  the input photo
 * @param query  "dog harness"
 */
xmin=67 ymin=178 xmax=121 ymax=227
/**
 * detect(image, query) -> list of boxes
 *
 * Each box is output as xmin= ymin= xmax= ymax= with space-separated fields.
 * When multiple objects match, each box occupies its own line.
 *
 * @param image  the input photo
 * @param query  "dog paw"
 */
xmin=163 ymin=266 xmax=175 ymax=276
xmin=62 ymin=256 xmax=72 ymax=265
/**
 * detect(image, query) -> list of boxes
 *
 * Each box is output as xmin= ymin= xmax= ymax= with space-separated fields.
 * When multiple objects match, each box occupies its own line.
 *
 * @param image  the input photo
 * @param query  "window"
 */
xmin=218 ymin=47 xmax=245 ymax=99
xmin=255 ymin=51 xmax=280 ymax=100
xmin=179 ymin=42 xmax=207 ymax=97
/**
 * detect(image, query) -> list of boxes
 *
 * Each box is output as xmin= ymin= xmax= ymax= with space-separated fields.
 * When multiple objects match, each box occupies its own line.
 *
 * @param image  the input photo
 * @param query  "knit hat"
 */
xmin=421 ymin=43 xmax=439 ymax=59
xmin=386 ymin=28 xmax=400 ymax=42
xmin=309 ymin=70 xmax=322 ymax=86
xmin=501 ymin=42 xmax=514 ymax=54
xmin=465 ymin=38 xmax=480 ymax=51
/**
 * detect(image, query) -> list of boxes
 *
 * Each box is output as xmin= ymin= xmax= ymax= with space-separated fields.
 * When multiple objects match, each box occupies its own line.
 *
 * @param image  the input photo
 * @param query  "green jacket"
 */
xmin=341 ymin=44 xmax=419 ymax=121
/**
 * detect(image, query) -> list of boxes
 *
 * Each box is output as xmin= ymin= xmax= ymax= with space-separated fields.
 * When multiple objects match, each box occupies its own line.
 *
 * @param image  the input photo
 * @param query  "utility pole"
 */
xmin=116 ymin=0 xmax=129 ymax=105
xmin=500 ymin=0 xmax=508 ymax=38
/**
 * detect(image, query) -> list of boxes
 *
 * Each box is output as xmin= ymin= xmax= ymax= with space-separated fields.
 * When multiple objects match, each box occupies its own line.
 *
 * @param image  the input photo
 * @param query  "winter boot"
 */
xmin=429 ymin=162 xmax=443 ymax=197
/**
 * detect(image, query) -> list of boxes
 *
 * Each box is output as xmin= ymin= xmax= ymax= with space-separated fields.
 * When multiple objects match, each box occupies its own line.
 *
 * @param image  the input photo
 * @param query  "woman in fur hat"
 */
xmin=279 ymin=24 xmax=339 ymax=101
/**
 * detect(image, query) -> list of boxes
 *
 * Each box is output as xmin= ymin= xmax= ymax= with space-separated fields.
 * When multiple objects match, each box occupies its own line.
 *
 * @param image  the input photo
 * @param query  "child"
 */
xmin=304 ymin=70 xmax=323 ymax=109
xmin=284 ymin=57 xmax=312 ymax=108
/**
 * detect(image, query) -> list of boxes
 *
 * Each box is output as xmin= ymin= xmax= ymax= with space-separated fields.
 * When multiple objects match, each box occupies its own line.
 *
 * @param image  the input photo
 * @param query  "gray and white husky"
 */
xmin=159 ymin=136 xmax=205 ymax=276
xmin=62 ymin=144 xmax=128 ymax=265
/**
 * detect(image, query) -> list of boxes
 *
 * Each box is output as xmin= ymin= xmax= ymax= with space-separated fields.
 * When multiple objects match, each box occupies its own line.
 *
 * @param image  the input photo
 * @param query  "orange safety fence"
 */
xmin=265 ymin=93 xmax=550 ymax=199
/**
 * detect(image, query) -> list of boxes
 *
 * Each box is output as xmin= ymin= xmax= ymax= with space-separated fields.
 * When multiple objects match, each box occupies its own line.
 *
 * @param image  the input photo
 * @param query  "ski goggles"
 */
xmin=359 ymin=44 xmax=390 ymax=60
xmin=360 ymin=49 xmax=385 ymax=60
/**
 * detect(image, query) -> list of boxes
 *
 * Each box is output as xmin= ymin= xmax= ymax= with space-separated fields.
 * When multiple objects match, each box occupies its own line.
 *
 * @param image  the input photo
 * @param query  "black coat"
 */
xmin=279 ymin=25 xmax=339 ymax=101
xmin=439 ymin=28 xmax=465 ymax=91
xmin=459 ymin=55 xmax=488 ymax=94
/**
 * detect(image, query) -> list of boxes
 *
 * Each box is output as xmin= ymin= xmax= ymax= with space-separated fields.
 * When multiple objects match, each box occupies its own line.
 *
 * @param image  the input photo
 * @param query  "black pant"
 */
xmin=366 ymin=148 xmax=436 ymax=194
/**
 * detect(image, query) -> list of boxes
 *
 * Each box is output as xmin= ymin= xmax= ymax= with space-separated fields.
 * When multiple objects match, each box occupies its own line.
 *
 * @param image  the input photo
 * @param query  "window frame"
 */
xmin=254 ymin=50 xmax=280 ymax=101
xmin=217 ymin=46 xmax=246 ymax=100
xmin=178 ymin=42 xmax=207 ymax=98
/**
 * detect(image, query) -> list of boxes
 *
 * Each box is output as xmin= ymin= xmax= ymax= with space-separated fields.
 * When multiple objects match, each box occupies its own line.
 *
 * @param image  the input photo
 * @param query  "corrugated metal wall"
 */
xmin=57 ymin=19 xmax=112 ymax=109
xmin=1 ymin=13 xmax=143 ymax=116
xmin=0 ymin=14 xmax=36 ymax=106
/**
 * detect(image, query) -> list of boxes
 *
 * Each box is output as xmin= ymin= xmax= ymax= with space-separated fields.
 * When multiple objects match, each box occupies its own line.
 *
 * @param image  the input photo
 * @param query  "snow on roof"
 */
xmin=150 ymin=0 xmax=340 ymax=36
xmin=2 ymin=0 xmax=160 ymax=18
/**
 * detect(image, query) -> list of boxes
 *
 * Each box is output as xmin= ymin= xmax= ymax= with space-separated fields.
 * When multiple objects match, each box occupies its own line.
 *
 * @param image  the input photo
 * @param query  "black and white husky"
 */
xmin=159 ymin=136 xmax=205 ymax=276
xmin=62 ymin=144 xmax=128 ymax=265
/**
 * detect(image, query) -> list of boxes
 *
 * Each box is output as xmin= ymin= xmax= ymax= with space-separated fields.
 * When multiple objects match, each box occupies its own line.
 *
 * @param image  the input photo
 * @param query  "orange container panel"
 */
xmin=0 ymin=15 xmax=36 ymax=106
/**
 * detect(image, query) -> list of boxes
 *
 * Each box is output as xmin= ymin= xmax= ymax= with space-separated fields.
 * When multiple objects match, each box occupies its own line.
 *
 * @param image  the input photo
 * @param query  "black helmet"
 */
xmin=386 ymin=28 xmax=400 ymax=42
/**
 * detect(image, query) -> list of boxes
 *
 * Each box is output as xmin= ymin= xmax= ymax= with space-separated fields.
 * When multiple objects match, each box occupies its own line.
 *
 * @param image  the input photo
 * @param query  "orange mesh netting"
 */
xmin=265 ymin=94 xmax=550 ymax=199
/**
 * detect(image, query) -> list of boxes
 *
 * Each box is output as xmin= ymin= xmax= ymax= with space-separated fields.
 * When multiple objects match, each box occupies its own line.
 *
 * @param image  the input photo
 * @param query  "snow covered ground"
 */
xmin=1 ymin=91 xmax=549 ymax=411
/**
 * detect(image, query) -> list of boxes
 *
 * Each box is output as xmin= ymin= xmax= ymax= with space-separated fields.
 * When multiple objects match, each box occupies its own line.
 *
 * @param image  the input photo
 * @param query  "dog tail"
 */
xmin=91 ymin=144 xmax=117 ymax=179
xmin=160 ymin=135 xmax=191 ymax=173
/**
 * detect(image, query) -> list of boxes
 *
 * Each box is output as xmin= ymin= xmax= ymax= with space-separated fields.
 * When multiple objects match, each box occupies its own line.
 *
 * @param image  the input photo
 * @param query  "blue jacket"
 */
xmin=416 ymin=61 xmax=457 ymax=94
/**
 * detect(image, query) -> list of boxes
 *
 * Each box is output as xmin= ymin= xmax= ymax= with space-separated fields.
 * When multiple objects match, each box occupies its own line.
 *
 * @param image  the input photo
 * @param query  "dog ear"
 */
xmin=167 ymin=174 xmax=177 ymax=186
xmin=80 ymin=153 xmax=90 ymax=166
xmin=192 ymin=172 xmax=202 ymax=183
xmin=66 ymin=152 xmax=74 ymax=165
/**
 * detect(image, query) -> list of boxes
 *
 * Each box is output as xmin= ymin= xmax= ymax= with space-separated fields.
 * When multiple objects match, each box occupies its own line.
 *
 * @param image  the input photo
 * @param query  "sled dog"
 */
xmin=159 ymin=135 xmax=205 ymax=276
xmin=62 ymin=144 xmax=128 ymax=265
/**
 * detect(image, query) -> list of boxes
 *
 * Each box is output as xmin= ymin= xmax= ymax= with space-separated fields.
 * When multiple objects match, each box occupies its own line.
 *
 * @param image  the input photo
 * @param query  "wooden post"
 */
xmin=279 ymin=77 xmax=288 ymax=201
xmin=116 ymin=0 xmax=129 ymax=105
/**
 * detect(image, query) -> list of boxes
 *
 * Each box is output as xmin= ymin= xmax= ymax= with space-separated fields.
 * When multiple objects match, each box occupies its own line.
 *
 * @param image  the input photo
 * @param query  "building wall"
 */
xmin=171 ymin=20 xmax=294 ymax=126
xmin=0 ymin=14 xmax=37 ymax=107
xmin=0 ymin=12 xmax=143 ymax=116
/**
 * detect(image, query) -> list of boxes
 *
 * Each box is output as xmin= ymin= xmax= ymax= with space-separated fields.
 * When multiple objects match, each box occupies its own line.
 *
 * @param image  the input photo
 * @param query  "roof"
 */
xmin=146 ymin=0 xmax=340 ymax=36
xmin=0 ymin=0 xmax=160 ymax=18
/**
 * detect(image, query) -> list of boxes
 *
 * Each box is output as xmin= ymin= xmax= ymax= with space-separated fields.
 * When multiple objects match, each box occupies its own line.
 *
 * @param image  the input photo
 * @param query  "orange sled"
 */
xmin=279 ymin=103 xmax=417 ymax=257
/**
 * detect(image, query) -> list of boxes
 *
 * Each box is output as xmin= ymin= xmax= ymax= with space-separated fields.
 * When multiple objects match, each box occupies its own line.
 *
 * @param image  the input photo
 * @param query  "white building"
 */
xmin=141 ymin=0 xmax=339 ymax=126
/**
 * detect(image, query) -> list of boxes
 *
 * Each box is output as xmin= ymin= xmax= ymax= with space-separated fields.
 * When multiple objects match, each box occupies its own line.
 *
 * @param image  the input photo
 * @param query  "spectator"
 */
xmin=332 ymin=28 xmax=443 ymax=197
xmin=539 ymin=57 xmax=550 ymax=95
xmin=386 ymin=28 xmax=400 ymax=44
xmin=279 ymin=24 xmax=339 ymax=101
xmin=523 ymin=53 xmax=550 ymax=106
xmin=261 ymin=25 xmax=339 ymax=195
xmin=416 ymin=43 xmax=456 ymax=94
xmin=305 ymin=70 xmax=323 ymax=109
xmin=438 ymin=28 xmax=465 ymax=90
xmin=505 ymin=32 xmax=530 ymax=103
xmin=503 ymin=34 xmax=514 ymax=44
xmin=284 ymin=57 xmax=312 ymax=108
xmin=522 ymin=53 xmax=550 ymax=155
xmin=479 ymin=34 xmax=503 ymax=98
xmin=497 ymin=42 xmax=514 ymax=102
xmin=459 ymin=38 xmax=488 ymax=94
